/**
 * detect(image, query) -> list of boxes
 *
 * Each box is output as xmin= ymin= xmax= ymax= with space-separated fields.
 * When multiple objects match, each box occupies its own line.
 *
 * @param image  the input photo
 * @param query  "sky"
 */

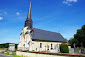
xmin=0 ymin=0 xmax=85 ymax=44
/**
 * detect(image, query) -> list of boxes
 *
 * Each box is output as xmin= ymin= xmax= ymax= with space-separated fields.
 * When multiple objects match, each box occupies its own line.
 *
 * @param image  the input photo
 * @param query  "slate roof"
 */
xmin=31 ymin=28 xmax=67 ymax=43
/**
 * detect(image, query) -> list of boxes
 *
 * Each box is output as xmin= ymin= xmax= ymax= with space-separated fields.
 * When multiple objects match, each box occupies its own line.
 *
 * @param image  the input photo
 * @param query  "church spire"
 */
xmin=24 ymin=0 xmax=33 ymax=30
xmin=26 ymin=0 xmax=31 ymax=21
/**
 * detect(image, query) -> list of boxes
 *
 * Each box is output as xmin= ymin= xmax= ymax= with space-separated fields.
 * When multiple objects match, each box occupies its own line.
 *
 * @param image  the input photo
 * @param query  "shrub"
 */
xmin=32 ymin=50 xmax=35 ymax=51
xmin=60 ymin=43 xmax=69 ymax=53
xmin=41 ymin=51 xmax=45 ymax=52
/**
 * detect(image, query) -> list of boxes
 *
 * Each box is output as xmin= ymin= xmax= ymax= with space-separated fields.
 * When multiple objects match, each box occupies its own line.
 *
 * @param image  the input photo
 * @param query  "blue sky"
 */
xmin=0 ymin=0 xmax=85 ymax=44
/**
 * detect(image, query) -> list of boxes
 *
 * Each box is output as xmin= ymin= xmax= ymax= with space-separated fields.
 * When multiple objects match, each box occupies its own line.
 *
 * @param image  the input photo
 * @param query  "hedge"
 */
xmin=60 ymin=43 xmax=69 ymax=53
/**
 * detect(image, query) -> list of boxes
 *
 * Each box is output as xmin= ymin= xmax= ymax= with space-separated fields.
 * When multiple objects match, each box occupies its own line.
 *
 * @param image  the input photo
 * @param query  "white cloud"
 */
xmin=0 ymin=17 xmax=3 ymax=20
xmin=16 ymin=12 xmax=20 ymax=15
xmin=63 ymin=0 xmax=78 ymax=6
xmin=63 ymin=1 xmax=71 ymax=6
xmin=63 ymin=1 xmax=68 ymax=4
xmin=67 ymin=0 xmax=77 ymax=2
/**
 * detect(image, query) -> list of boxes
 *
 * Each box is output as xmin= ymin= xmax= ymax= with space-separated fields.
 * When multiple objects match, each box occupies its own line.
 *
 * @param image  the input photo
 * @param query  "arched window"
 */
xmin=51 ymin=44 xmax=53 ymax=50
xmin=40 ymin=43 xmax=42 ymax=48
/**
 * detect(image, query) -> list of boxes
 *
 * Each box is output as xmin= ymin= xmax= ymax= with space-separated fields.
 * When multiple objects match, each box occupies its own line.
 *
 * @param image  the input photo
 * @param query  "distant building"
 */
xmin=8 ymin=44 xmax=15 ymax=51
xmin=18 ymin=1 xmax=67 ymax=53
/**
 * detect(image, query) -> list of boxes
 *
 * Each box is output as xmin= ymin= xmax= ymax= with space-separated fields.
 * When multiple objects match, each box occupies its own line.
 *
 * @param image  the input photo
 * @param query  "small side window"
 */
xmin=51 ymin=44 xmax=53 ymax=50
xmin=40 ymin=43 xmax=42 ymax=48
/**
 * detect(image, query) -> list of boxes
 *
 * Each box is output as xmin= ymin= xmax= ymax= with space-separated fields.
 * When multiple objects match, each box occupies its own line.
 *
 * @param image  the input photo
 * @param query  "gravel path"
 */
xmin=0 ymin=54 xmax=12 ymax=57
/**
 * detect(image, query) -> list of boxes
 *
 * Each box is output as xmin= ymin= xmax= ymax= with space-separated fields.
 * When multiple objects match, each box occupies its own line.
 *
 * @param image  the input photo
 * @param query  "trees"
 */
xmin=68 ymin=38 xmax=78 ymax=48
xmin=68 ymin=25 xmax=85 ymax=47
xmin=74 ymin=25 xmax=85 ymax=47
xmin=0 ymin=43 xmax=18 ymax=49
xmin=60 ymin=43 xmax=69 ymax=53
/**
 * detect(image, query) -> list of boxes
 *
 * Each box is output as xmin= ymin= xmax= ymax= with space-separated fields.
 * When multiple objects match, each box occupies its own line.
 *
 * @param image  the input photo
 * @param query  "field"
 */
xmin=0 ymin=48 xmax=7 ymax=50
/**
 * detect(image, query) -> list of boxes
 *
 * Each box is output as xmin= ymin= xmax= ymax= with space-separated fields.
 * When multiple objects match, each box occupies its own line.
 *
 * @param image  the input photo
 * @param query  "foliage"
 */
xmin=74 ymin=25 xmax=85 ymax=47
xmin=0 ymin=48 xmax=7 ymax=50
xmin=0 ymin=43 xmax=9 ymax=48
xmin=15 ymin=44 xmax=18 ymax=49
xmin=68 ymin=38 xmax=78 ymax=48
xmin=0 ymin=43 xmax=18 ymax=49
xmin=41 ymin=51 xmax=45 ymax=52
xmin=32 ymin=50 xmax=35 ymax=51
xmin=60 ymin=43 xmax=69 ymax=53
xmin=68 ymin=25 xmax=85 ymax=47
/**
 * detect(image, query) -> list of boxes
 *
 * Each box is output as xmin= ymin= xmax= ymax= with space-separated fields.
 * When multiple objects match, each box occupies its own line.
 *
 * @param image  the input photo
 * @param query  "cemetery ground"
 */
xmin=0 ymin=48 xmax=20 ymax=57
xmin=0 ymin=43 xmax=85 ymax=57
xmin=0 ymin=48 xmax=85 ymax=57
xmin=0 ymin=52 xmax=21 ymax=57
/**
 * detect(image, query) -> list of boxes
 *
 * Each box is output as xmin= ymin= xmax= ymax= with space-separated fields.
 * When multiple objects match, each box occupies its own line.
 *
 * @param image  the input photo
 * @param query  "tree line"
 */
xmin=0 ymin=43 xmax=18 ymax=49
xmin=68 ymin=25 xmax=85 ymax=48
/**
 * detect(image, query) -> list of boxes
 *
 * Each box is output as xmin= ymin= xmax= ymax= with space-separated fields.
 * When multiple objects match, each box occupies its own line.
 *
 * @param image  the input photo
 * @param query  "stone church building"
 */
xmin=18 ymin=1 xmax=67 ymax=52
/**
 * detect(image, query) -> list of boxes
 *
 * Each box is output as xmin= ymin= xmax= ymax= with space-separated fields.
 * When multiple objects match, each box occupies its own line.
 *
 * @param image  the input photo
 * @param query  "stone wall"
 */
xmin=16 ymin=50 xmax=85 ymax=57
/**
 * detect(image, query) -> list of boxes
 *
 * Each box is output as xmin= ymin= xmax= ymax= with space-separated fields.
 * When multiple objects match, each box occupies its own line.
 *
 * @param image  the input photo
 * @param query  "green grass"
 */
xmin=32 ymin=50 xmax=35 ymax=51
xmin=76 ymin=53 xmax=83 ymax=54
xmin=1 ymin=52 xmax=16 ymax=55
xmin=41 ymin=51 xmax=45 ymax=52
xmin=0 ymin=52 xmax=23 ymax=57
xmin=13 ymin=55 xmax=21 ymax=57
xmin=0 ymin=48 xmax=7 ymax=50
xmin=13 ymin=55 xmax=27 ymax=57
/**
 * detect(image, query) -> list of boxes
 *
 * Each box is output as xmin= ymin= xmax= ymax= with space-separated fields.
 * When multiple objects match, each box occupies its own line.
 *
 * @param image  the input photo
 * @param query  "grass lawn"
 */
xmin=0 ymin=48 xmax=7 ymax=50
xmin=0 ymin=52 xmax=22 ymax=57
xmin=13 ymin=55 xmax=22 ymax=57
xmin=0 ymin=52 xmax=16 ymax=55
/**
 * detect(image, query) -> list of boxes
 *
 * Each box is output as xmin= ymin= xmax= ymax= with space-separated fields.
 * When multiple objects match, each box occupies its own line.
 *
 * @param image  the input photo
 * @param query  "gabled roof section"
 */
xmin=31 ymin=28 xmax=67 ymax=43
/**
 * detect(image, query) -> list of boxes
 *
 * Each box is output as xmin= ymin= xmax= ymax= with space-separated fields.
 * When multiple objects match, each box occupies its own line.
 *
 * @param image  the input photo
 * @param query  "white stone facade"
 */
xmin=18 ymin=27 xmax=33 ymax=51
xmin=18 ymin=27 xmax=62 ymax=53
xmin=17 ymin=1 xmax=67 ymax=53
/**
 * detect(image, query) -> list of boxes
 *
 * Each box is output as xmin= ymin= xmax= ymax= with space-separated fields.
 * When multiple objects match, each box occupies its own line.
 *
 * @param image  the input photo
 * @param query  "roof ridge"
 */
xmin=33 ymin=28 xmax=59 ymax=34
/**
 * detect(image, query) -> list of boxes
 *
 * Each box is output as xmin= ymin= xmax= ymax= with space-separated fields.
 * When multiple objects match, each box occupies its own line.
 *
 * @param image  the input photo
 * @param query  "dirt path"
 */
xmin=0 ymin=54 xmax=12 ymax=57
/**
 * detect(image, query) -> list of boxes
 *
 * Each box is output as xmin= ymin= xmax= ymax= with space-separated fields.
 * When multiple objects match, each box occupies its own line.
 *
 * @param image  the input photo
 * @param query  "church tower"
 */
xmin=18 ymin=0 xmax=33 ymax=51
xmin=24 ymin=1 xmax=32 ymax=30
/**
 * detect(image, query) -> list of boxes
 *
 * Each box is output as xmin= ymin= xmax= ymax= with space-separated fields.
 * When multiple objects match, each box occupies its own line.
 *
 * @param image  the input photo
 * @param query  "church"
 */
xmin=18 ymin=1 xmax=67 ymax=53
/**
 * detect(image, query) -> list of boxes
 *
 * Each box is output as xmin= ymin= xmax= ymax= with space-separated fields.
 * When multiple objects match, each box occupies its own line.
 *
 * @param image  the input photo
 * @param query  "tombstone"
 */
xmin=81 ymin=42 xmax=84 ymax=53
xmin=69 ymin=48 xmax=74 ymax=53
xmin=8 ymin=44 xmax=15 ymax=51
xmin=74 ymin=43 xmax=76 ymax=53
xmin=81 ymin=48 xmax=84 ymax=53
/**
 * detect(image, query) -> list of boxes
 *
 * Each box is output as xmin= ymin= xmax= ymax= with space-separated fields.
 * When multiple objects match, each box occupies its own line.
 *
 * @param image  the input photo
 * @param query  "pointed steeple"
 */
xmin=26 ymin=0 xmax=31 ymax=21
xmin=24 ymin=0 xmax=33 ymax=30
